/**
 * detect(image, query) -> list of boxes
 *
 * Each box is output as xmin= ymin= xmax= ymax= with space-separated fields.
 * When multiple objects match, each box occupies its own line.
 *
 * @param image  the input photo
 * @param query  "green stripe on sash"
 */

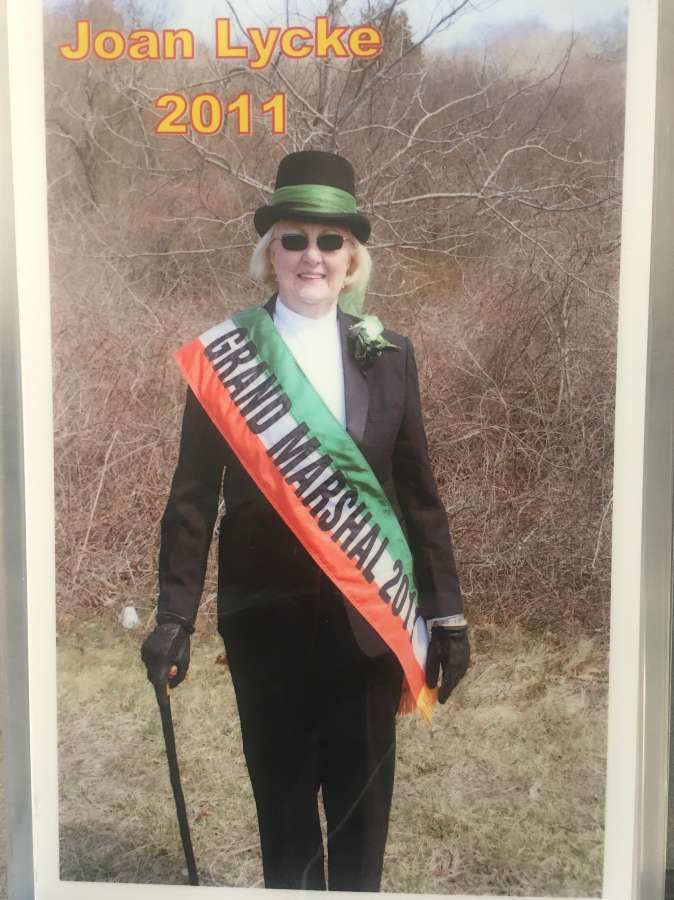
xmin=233 ymin=306 xmax=418 ymax=595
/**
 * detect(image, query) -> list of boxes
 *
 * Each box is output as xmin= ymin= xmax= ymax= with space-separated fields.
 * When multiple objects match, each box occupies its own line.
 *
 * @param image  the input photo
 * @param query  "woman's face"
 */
xmin=269 ymin=220 xmax=354 ymax=318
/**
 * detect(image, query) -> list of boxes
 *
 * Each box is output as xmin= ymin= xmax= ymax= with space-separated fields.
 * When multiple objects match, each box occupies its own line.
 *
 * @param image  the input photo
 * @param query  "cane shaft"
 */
xmin=159 ymin=697 xmax=199 ymax=886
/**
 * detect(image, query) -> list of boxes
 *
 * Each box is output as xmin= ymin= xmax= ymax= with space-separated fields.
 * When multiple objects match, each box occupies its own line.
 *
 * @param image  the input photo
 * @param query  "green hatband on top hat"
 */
xmin=253 ymin=150 xmax=371 ymax=243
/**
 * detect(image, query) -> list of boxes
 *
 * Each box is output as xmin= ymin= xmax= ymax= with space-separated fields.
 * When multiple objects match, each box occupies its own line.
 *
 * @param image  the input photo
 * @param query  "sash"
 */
xmin=174 ymin=306 xmax=436 ymax=720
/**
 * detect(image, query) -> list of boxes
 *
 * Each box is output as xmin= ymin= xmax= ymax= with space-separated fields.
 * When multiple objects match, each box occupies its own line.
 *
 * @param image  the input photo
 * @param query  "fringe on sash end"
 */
xmin=398 ymin=682 xmax=437 ymax=724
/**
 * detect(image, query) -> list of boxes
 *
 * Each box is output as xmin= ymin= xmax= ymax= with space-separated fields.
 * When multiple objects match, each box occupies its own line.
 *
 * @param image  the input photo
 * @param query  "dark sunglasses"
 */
xmin=277 ymin=233 xmax=346 ymax=252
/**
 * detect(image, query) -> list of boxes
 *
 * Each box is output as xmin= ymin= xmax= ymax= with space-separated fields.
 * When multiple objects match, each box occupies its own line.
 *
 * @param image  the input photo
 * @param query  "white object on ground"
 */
xmin=119 ymin=605 xmax=141 ymax=629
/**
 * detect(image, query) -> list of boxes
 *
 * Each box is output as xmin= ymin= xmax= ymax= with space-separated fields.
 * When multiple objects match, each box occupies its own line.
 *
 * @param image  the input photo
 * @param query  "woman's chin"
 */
xmin=291 ymin=287 xmax=338 ymax=308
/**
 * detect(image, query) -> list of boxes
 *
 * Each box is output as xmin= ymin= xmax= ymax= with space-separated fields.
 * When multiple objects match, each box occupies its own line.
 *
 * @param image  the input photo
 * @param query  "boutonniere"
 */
xmin=347 ymin=315 xmax=400 ymax=370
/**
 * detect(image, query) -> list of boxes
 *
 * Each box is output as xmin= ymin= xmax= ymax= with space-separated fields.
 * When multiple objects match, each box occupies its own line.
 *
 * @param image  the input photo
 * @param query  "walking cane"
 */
xmin=154 ymin=666 xmax=199 ymax=886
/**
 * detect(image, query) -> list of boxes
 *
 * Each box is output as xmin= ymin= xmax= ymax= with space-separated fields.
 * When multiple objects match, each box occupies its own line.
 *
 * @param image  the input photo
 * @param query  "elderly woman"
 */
xmin=141 ymin=150 xmax=469 ymax=892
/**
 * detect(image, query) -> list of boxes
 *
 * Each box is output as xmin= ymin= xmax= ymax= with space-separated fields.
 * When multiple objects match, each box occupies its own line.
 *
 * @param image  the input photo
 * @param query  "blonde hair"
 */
xmin=249 ymin=222 xmax=372 ymax=303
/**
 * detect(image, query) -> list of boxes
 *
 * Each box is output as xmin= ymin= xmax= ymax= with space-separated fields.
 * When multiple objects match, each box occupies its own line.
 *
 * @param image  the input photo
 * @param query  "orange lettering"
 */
xmin=248 ymin=27 xmax=280 ymax=69
xmin=215 ymin=18 xmax=247 ymax=59
xmin=58 ymin=20 xmax=90 ymax=60
xmin=280 ymin=27 xmax=312 ymax=59
xmin=163 ymin=29 xmax=195 ymax=59
xmin=93 ymin=30 xmax=125 ymax=60
xmin=314 ymin=17 xmax=349 ymax=58
xmin=348 ymin=26 xmax=382 ymax=59
xmin=128 ymin=30 xmax=160 ymax=60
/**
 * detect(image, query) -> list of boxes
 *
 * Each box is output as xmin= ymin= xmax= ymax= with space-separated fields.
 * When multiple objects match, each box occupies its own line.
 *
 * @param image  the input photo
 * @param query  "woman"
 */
xmin=141 ymin=150 xmax=469 ymax=892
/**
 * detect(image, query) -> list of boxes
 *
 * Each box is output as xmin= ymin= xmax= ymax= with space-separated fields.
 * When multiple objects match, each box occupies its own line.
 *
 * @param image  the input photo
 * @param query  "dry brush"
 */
xmin=44 ymin=0 xmax=625 ymax=634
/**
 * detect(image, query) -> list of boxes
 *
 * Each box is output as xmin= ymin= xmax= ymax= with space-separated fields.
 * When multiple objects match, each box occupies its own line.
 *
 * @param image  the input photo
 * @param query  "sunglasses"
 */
xmin=275 ymin=233 xmax=346 ymax=252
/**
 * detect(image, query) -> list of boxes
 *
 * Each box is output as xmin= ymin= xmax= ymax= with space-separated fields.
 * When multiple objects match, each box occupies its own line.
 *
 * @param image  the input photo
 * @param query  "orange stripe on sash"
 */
xmin=176 ymin=336 xmax=435 ymax=720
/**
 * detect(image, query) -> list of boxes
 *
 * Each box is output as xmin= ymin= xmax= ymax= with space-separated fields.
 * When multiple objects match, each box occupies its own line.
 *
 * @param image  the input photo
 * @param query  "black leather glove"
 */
xmin=141 ymin=622 xmax=190 ymax=704
xmin=425 ymin=626 xmax=470 ymax=704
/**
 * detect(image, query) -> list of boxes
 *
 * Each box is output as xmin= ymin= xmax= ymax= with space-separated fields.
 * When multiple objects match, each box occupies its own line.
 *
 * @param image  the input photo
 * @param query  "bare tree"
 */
xmin=44 ymin=0 xmax=624 ymax=631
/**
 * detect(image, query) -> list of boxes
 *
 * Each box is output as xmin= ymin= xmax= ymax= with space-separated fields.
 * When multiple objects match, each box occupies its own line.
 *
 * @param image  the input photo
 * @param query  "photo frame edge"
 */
xmin=602 ymin=1 xmax=674 ymax=898
xmin=0 ymin=0 xmax=35 ymax=895
xmin=619 ymin=0 xmax=674 ymax=896
xmin=2 ymin=0 xmax=672 ymax=898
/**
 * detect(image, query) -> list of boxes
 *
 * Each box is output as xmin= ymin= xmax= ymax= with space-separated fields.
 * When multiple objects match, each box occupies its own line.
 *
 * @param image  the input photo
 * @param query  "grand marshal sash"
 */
xmin=174 ymin=306 xmax=436 ymax=720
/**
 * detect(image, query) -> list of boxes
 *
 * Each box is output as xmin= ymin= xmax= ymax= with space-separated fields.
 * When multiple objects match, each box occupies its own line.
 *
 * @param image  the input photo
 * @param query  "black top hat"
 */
xmin=253 ymin=150 xmax=371 ymax=243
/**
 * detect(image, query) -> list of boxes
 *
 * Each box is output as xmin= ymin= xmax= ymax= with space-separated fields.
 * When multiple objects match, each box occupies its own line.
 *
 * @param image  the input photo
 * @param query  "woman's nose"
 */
xmin=301 ymin=239 xmax=322 ymax=263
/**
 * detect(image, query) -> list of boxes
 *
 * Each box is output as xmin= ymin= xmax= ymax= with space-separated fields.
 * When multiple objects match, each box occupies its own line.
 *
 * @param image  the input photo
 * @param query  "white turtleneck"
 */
xmin=273 ymin=297 xmax=346 ymax=426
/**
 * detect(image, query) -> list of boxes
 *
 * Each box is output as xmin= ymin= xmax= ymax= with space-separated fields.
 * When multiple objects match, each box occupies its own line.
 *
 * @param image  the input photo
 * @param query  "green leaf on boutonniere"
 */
xmin=348 ymin=315 xmax=400 ymax=369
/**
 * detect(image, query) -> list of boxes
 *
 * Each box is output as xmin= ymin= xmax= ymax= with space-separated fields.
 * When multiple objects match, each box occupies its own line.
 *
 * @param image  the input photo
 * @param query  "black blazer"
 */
xmin=157 ymin=296 xmax=462 ymax=651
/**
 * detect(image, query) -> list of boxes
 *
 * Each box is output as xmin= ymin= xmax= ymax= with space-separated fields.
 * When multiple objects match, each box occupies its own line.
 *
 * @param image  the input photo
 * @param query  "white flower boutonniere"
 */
xmin=347 ymin=315 xmax=400 ymax=370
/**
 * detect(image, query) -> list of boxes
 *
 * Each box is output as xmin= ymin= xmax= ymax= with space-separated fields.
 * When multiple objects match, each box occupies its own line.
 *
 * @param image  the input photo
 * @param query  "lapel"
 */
xmin=338 ymin=307 xmax=369 ymax=445
xmin=261 ymin=295 xmax=369 ymax=445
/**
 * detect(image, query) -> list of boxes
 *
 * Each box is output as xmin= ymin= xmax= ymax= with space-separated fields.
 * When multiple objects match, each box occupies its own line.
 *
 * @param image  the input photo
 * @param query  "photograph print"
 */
xmin=44 ymin=0 xmax=626 ymax=893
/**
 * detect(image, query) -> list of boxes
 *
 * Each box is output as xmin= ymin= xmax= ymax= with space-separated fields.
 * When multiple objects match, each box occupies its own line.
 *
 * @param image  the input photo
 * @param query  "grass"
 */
xmin=51 ymin=615 xmax=607 ymax=895
xmin=390 ymin=631 xmax=607 ymax=895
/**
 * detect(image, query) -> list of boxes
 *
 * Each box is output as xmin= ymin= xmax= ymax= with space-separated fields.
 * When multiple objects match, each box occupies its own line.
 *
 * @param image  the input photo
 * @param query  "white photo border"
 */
xmin=2 ymin=0 xmax=673 ymax=898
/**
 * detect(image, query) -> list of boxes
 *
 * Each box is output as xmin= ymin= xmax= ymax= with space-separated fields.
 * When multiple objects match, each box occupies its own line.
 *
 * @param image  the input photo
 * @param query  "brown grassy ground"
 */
xmin=53 ymin=616 xmax=607 ymax=895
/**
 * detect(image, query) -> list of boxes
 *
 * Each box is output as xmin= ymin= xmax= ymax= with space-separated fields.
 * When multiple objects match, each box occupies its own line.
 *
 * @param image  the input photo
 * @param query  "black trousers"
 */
xmin=220 ymin=576 xmax=403 ymax=891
